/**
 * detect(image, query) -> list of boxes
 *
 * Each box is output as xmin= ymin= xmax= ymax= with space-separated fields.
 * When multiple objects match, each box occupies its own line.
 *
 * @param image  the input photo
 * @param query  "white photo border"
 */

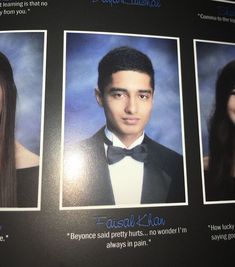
xmin=0 ymin=30 xmax=47 ymax=212
xmin=211 ymin=0 xmax=235 ymax=4
xmin=60 ymin=31 xmax=188 ymax=210
xmin=194 ymin=38 xmax=235 ymax=205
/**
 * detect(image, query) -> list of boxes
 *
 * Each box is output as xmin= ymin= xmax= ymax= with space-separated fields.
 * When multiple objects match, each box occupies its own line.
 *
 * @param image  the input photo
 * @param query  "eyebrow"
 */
xmin=109 ymin=88 xmax=127 ymax=93
xmin=109 ymin=87 xmax=153 ymax=94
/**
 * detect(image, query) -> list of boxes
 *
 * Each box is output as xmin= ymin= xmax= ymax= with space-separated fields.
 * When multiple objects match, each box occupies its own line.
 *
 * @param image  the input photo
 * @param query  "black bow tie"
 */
xmin=106 ymin=143 xmax=148 ymax=165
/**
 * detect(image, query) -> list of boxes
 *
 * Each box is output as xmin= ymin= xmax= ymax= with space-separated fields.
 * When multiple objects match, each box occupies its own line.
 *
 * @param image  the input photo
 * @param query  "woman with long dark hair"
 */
xmin=0 ymin=52 xmax=39 ymax=207
xmin=204 ymin=60 xmax=235 ymax=201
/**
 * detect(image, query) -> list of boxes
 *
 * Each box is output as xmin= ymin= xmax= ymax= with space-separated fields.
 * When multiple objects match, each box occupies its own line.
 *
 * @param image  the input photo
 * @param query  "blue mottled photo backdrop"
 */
xmin=64 ymin=32 xmax=184 ymax=154
xmin=0 ymin=31 xmax=45 ymax=155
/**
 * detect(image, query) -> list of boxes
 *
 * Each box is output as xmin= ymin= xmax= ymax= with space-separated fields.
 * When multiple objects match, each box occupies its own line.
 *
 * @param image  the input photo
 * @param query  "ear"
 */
xmin=95 ymin=88 xmax=103 ymax=107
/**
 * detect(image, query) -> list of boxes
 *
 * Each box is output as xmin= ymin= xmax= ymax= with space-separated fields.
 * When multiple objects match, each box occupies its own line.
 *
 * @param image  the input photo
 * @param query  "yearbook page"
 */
xmin=0 ymin=0 xmax=235 ymax=266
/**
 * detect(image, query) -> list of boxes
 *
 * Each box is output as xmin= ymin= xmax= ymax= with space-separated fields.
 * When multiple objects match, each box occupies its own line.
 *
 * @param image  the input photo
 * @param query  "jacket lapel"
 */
xmin=141 ymin=135 xmax=172 ymax=204
xmin=141 ymin=161 xmax=171 ymax=203
xmin=86 ymin=129 xmax=115 ymax=206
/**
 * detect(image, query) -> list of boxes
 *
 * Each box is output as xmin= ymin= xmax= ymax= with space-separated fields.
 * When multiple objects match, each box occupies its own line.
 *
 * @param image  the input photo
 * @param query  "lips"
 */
xmin=122 ymin=117 xmax=140 ymax=125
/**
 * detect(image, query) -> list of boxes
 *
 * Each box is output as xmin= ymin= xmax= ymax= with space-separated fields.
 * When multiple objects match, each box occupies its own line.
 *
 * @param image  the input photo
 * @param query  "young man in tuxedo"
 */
xmin=63 ymin=46 xmax=185 ymax=207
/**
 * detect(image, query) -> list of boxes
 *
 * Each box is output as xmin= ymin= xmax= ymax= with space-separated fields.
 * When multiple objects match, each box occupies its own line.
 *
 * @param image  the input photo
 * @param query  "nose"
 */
xmin=124 ymin=96 xmax=138 ymax=114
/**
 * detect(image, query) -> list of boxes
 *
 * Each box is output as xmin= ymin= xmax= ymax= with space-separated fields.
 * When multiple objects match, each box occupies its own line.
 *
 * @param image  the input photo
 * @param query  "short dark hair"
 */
xmin=98 ymin=46 xmax=155 ymax=93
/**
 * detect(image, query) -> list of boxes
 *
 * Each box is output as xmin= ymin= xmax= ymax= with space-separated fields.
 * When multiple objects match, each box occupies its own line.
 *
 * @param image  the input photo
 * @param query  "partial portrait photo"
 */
xmin=195 ymin=39 xmax=235 ymax=204
xmin=61 ymin=32 xmax=187 ymax=209
xmin=0 ymin=31 xmax=46 ymax=210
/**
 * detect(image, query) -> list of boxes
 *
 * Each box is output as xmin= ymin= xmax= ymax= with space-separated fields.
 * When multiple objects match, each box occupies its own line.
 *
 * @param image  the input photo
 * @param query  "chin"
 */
xmin=121 ymin=126 xmax=142 ymax=134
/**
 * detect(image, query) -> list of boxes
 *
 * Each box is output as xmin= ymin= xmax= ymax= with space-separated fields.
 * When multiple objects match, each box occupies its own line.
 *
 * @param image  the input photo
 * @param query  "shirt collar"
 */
xmin=104 ymin=127 xmax=145 ymax=149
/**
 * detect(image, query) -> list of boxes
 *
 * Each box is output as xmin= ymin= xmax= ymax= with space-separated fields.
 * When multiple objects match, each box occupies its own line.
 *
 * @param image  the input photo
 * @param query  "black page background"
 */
xmin=0 ymin=0 xmax=235 ymax=266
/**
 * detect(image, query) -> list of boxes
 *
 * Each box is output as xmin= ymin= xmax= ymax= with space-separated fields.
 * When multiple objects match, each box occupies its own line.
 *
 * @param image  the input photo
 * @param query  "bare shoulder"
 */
xmin=15 ymin=141 xmax=39 ymax=169
xmin=203 ymin=156 xmax=209 ymax=171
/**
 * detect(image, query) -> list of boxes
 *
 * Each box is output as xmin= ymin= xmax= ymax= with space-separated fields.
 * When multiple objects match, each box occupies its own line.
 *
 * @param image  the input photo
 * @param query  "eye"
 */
xmin=110 ymin=91 xmax=126 ymax=99
xmin=139 ymin=93 xmax=151 ymax=100
xmin=114 ymin=93 xmax=123 ymax=98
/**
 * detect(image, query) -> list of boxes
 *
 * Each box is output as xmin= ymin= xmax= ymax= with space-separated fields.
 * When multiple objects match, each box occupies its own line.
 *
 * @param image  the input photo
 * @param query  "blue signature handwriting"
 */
xmin=217 ymin=5 xmax=235 ymax=18
xmin=91 ymin=0 xmax=161 ymax=8
xmin=96 ymin=213 xmax=166 ymax=229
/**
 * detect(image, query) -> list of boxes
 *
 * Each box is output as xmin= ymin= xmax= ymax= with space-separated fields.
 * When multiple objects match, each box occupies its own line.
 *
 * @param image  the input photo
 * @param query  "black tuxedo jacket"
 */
xmin=63 ymin=128 xmax=185 ymax=207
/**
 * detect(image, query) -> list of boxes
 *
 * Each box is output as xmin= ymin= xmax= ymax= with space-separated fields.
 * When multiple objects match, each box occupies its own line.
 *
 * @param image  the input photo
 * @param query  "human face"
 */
xmin=227 ymin=89 xmax=235 ymax=124
xmin=96 ymin=70 xmax=153 ymax=147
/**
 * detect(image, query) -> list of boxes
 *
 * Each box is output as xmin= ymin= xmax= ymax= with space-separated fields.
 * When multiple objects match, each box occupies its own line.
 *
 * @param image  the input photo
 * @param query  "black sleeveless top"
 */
xmin=17 ymin=166 xmax=39 ymax=207
xmin=205 ymin=170 xmax=235 ymax=201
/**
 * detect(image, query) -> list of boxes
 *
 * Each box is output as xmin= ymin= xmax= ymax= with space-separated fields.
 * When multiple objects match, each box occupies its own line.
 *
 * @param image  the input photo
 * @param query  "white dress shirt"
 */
xmin=104 ymin=128 xmax=145 ymax=205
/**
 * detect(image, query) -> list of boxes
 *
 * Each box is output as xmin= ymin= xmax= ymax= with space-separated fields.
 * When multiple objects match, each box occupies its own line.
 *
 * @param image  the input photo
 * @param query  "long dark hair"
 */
xmin=0 ymin=52 xmax=17 ymax=207
xmin=208 ymin=60 xmax=235 ymax=185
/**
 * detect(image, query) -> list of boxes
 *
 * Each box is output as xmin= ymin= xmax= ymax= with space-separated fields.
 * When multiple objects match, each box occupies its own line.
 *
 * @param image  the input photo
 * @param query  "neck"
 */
xmin=118 ymin=135 xmax=141 ymax=147
xmin=107 ymin=130 xmax=144 ymax=148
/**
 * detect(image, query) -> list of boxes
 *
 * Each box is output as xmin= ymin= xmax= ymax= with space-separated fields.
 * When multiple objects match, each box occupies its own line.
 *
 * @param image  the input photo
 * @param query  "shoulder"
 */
xmin=66 ymin=128 xmax=105 ymax=165
xmin=145 ymin=135 xmax=183 ymax=179
xmin=78 ymin=128 xmax=104 ymax=150
xmin=15 ymin=141 xmax=39 ymax=169
xmin=145 ymin=135 xmax=182 ymax=162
